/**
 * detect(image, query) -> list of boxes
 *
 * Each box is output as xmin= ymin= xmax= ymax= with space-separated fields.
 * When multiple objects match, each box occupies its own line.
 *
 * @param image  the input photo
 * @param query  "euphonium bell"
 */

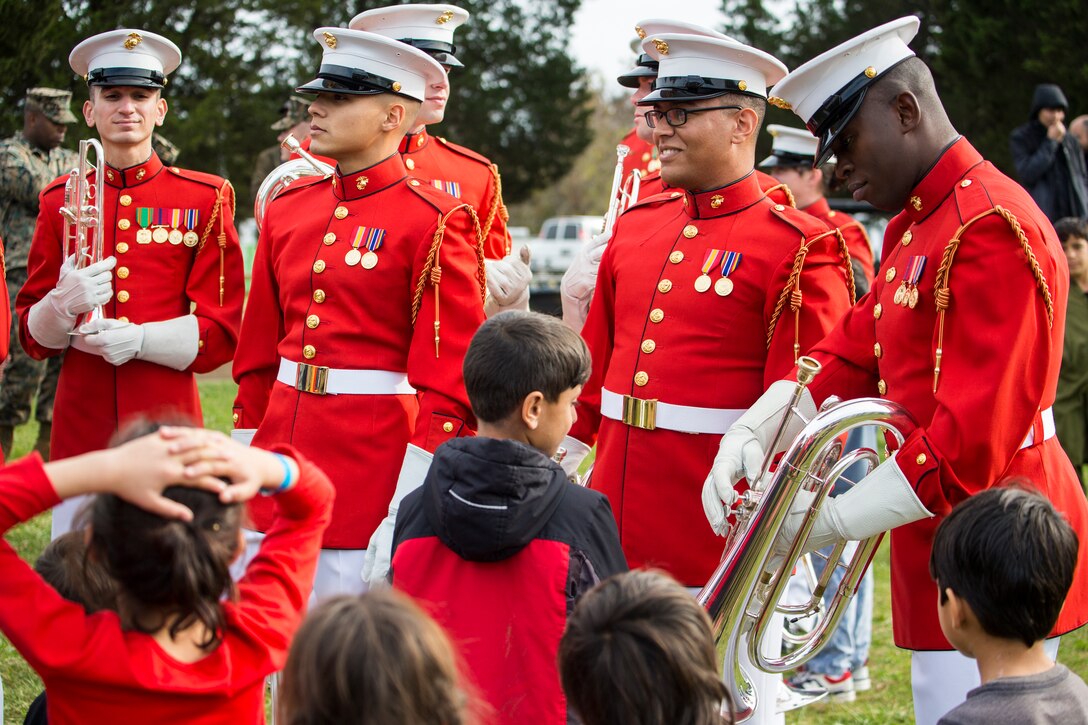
xmin=253 ymin=134 xmax=334 ymax=232
xmin=698 ymin=358 xmax=916 ymax=722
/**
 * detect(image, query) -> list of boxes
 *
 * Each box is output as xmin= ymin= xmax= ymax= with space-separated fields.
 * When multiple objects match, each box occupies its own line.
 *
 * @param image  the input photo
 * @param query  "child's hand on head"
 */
xmin=107 ymin=427 xmax=229 ymax=520
xmin=160 ymin=426 xmax=298 ymax=503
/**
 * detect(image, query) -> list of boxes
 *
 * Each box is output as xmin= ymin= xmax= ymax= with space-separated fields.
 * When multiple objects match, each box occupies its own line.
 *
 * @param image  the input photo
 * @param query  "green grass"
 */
xmin=0 ymin=379 xmax=1084 ymax=723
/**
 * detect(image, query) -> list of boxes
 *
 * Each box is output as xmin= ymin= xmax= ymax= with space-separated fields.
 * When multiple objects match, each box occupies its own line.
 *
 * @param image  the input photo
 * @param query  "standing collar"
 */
xmin=802 ymin=196 xmax=831 ymax=217
xmin=901 ymin=137 xmax=983 ymax=224
xmin=332 ymin=152 xmax=408 ymax=201
xmin=103 ymin=152 xmax=164 ymax=188
xmin=399 ymin=128 xmax=431 ymax=155
xmin=685 ymin=171 xmax=766 ymax=219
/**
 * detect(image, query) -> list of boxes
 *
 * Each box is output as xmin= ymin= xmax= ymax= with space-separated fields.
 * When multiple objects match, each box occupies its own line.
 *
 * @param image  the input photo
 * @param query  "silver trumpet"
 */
xmin=600 ymin=144 xmax=641 ymax=240
xmin=253 ymin=134 xmax=334 ymax=231
xmin=59 ymin=138 xmax=106 ymax=330
xmin=698 ymin=357 xmax=916 ymax=722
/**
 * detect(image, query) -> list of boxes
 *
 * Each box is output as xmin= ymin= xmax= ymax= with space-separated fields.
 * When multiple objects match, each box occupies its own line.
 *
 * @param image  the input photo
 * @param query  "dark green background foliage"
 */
xmin=721 ymin=0 xmax=1088 ymax=176
xmin=0 ymin=0 xmax=591 ymax=210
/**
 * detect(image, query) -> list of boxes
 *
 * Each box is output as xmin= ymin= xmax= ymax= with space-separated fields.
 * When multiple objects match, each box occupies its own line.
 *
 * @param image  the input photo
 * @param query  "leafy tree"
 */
xmin=0 ymin=0 xmax=590 ymax=211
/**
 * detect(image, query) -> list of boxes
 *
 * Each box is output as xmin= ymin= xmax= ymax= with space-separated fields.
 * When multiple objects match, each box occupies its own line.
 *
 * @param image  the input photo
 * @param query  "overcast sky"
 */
xmin=570 ymin=0 xmax=728 ymax=95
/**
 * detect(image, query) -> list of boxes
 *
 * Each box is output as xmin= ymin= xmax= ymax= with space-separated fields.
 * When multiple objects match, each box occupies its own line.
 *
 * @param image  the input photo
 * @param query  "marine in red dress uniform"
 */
xmin=232 ymin=27 xmax=485 ymax=592
xmin=18 ymin=30 xmax=243 ymax=466
xmin=566 ymin=32 xmax=855 ymax=587
xmin=708 ymin=17 xmax=1088 ymax=723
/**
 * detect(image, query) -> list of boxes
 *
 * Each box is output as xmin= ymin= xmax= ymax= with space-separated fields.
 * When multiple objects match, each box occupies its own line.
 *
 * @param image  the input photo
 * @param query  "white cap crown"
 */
xmin=69 ymin=29 xmax=181 ymax=88
xmin=640 ymin=33 xmax=788 ymax=103
xmin=349 ymin=4 xmax=469 ymax=67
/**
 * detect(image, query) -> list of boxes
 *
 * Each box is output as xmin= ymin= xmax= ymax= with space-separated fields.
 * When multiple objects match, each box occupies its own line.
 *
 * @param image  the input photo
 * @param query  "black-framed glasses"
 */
xmin=644 ymin=105 xmax=742 ymax=129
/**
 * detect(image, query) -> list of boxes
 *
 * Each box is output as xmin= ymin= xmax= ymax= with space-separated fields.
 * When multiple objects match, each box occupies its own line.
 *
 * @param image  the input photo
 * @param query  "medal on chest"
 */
xmin=344 ymin=226 xmax=386 ymax=269
xmin=895 ymin=255 xmax=927 ymax=309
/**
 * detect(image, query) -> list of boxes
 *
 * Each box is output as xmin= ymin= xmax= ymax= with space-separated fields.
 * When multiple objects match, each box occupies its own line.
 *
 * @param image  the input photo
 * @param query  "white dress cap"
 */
xmin=350 ymin=4 xmax=469 ymax=67
xmin=618 ymin=19 xmax=735 ymax=88
xmin=770 ymin=16 xmax=920 ymax=165
xmin=69 ymin=29 xmax=181 ymax=88
xmin=639 ymin=33 xmax=788 ymax=103
xmin=758 ymin=124 xmax=819 ymax=168
xmin=296 ymin=28 xmax=445 ymax=103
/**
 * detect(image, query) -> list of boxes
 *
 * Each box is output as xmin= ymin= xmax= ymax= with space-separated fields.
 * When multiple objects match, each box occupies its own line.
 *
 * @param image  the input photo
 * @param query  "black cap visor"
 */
xmin=296 ymin=64 xmax=399 ymax=97
xmin=401 ymin=38 xmax=463 ymax=68
xmin=87 ymin=67 xmax=166 ymax=88
xmin=641 ymin=74 xmax=758 ymax=104
xmin=617 ymin=55 xmax=658 ymax=88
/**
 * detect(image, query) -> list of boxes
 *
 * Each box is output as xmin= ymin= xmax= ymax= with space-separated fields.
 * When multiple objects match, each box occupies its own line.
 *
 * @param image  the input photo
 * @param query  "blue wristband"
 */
xmin=261 ymin=453 xmax=296 ymax=496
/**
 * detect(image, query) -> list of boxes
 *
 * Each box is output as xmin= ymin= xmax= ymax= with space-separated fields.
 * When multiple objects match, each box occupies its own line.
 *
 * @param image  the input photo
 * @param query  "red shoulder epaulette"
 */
xmin=768 ymin=201 xmax=833 ymax=240
xmin=275 ymin=174 xmax=327 ymax=199
xmin=626 ymin=189 xmax=684 ymax=212
xmin=166 ymin=166 xmax=227 ymax=190
xmin=434 ymin=136 xmax=493 ymax=167
xmin=405 ymin=177 xmax=473 ymax=214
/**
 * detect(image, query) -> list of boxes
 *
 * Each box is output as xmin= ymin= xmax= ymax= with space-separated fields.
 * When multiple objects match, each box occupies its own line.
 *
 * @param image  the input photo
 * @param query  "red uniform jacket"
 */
xmin=803 ymin=196 xmax=875 ymax=287
xmin=399 ymin=129 xmax=509 ymax=260
xmin=233 ymin=154 xmax=486 ymax=548
xmin=17 ymin=153 xmax=244 ymax=459
xmin=0 ymin=448 xmax=333 ymax=725
xmin=570 ymin=171 xmax=855 ymax=585
xmin=805 ymin=138 xmax=1088 ymax=649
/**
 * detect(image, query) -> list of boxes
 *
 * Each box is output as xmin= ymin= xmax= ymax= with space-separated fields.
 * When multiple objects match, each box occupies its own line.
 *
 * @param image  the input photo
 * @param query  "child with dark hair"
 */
xmin=930 ymin=486 xmax=1088 ymax=724
xmin=280 ymin=589 xmax=470 ymax=725
xmin=1055 ymin=216 xmax=1088 ymax=489
xmin=0 ymin=425 xmax=333 ymax=724
xmin=391 ymin=310 xmax=628 ymax=724
xmin=558 ymin=569 xmax=733 ymax=725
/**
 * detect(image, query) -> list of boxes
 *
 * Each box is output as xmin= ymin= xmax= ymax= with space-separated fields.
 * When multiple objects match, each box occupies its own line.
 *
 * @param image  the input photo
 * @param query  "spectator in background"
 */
xmin=1054 ymin=216 xmax=1088 ymax=492
xmin=1010 ymin=84 xmax=1088 ymax=221
xmin=1071 ymin=115 xmax=1088 ymax=164
xmin=249 ymin=96 xmax=310 ymax=211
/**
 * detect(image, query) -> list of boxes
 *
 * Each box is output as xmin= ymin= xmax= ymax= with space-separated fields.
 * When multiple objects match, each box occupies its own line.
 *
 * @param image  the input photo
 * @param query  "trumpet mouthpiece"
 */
xmin=281 ymin=134 xmax=302 ymax=154
xmin=795 ymin=355 xmax=822 ymax=385
xmin=616 ymin=144 xmax=630 ymax=159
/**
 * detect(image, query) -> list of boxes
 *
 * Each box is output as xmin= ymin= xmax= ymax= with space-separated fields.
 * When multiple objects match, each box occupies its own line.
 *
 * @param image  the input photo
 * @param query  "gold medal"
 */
xmin=152 ymin=227 xmax=169 ymax=243
xmin=168 ymin=229 xmax=183 ymax=245
xmin=715 ymin=277 xmax=734 ymax=297
xmin=136 ymin=229 xmax=153 ymax=244
xmin=183 ymin=231 xmax=199 ymax=247
xmin=908 ymin=287 xmax=919 ymax=309
xmin=694 ymin=274 xmax=712 ymax=293
xmin=894 ymin=283 xmax=906 ymax=306
xmin=361 ymin=251 xmax=379 ymax=269
xmin=344 ymin=248 xmax=362 ymax=266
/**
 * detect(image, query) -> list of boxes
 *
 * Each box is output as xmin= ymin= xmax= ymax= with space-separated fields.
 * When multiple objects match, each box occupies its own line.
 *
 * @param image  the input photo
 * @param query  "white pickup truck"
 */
xmin=529 ymin=215 xmax=603 ymax=291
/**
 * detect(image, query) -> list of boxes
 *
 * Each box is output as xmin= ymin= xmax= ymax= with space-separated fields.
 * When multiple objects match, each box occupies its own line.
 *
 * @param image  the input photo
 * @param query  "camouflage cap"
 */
xmin=271 ymin=96 xmax=310 ymax=131
xmin=25 ymin=87 xmax=78 ymax=124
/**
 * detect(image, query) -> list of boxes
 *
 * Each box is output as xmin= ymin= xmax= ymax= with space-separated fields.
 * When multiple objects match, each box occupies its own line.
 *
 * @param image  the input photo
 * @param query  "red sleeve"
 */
xmin=185 ymin=183 xmax=244 ymax=374
xmin=231 ymin=446 xmax=335 ymax=662
xmin=407 ymin=206 xmax=485 ymax=451
xmin=763 ymin=230 xmax=854 ymax=387
xmin=17 ymin=187 xmax=66 ymax=360
xmin=232 ymin=221 xmax=284 ymax=429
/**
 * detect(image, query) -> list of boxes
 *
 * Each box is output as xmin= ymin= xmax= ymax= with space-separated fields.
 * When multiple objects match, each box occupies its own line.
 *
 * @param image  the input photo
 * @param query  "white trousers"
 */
xmin=232 ymin=528 xmax=369 ymax=606
xmin=910 ymin=637 xmax=1060 ymax=725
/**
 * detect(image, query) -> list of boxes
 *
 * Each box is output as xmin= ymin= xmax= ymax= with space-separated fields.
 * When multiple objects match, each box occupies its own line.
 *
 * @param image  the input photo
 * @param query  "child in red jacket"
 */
xmin=0 ymin=424 xmax=333 ymax=725
xmin=391 ymin=310 xmax=628 ymax=724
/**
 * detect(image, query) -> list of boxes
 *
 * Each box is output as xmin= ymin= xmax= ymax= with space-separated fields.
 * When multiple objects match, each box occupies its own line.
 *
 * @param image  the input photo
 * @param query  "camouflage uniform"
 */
xmin=0 ymin=91 xmax=78 ymax=440
xmin=249 ymin=96 xmax=311 ymax=211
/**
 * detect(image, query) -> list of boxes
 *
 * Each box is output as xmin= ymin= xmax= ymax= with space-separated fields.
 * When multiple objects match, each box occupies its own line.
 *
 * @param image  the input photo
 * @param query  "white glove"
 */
xmin=779 ymin=454 xmax=933 ymax=555
xmin=136 ymin=314 xmax=199 ymax=370
xmin=555 ymin=434 xmax=592 ymax=482
xmin=484 ymin=245 xmax=532 ymax=315
xmin=231 ymin=429 xmax=257 ymax=446
xmin=701 ymin=380 xmax=817 ymax=536
xmin=26 ymin=255 xmax=117 ymax=350
xmin=53 ymin=255 xmax=116 ymax=316
xmin=361 ymin=443 xmax=434 ymax=587
xmin=70 ymin=318 xmax=144 ymax=366
xmin=560 ymin=233 xmax=609 ymax=333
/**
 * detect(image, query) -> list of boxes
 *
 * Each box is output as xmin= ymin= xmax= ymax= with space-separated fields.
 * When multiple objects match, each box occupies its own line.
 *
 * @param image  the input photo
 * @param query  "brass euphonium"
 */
xmin=59 ymin=138 xmax=106 ymax=330
xmin=253 ymin=134 xmax=334 ymax=231
xmin=698 ymin=357 xmax=916 ymax=722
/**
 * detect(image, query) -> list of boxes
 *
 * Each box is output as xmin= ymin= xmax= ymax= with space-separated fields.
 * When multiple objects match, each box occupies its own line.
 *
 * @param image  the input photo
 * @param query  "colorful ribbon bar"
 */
xmin=720 ymin=250 xmax=743 ymax=277
xmin=701 ymin=249 xmax=726 ymax=275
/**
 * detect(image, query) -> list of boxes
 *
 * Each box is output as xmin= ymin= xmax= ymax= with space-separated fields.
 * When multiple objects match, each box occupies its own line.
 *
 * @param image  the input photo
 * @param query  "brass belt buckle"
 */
xmin=622 ymin=394 xmax=657 ymax=430
xmin=295 ymin=363 xmax=330 ymax=395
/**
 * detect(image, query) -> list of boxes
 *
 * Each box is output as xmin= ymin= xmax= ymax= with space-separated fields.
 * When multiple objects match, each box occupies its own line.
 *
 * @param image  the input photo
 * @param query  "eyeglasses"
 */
xmin=644 ymin=105 xmax=742 ymax=129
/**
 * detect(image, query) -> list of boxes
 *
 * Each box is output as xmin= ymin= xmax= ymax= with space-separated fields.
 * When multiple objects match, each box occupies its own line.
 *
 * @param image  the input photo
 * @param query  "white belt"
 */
xmin=601 ymin=388 xmax=744 ymax=435
xmin=1020 ymin=407 xmax=1055 ymax=449
xmin=277 ymin=359 xmax=416 ymax=396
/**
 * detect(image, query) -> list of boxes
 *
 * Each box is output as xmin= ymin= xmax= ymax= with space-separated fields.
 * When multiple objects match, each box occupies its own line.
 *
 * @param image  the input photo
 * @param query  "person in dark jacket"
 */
xmin=391 ymin=310 xmax=628 ymax=725
xmin=1009 ymin=83 xmax=1088 ymax=221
